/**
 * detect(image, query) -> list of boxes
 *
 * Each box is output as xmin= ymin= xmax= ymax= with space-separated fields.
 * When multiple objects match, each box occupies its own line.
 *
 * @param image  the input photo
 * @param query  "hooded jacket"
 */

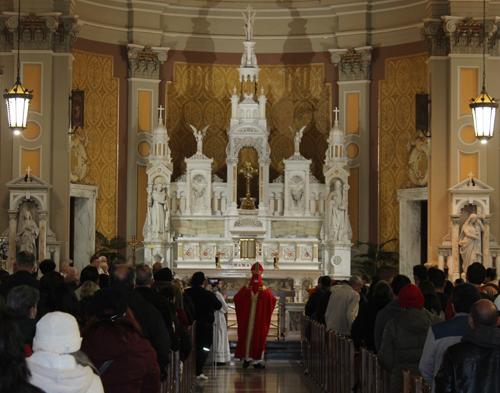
xmin=434 ymin=327 xmax=500 ymax=393
xmin=378 ymin=307 xmax=442 ymax=393
xmin=374 ymin=298 xmax=402 ymax=351
xmin=81 ymin=313 xmax=160 ymax=393
xmin=27 ymin=351 xmax=103 ymax=393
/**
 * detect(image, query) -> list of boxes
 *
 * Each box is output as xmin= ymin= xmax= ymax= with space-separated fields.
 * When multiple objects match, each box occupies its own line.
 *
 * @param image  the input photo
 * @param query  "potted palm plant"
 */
xmin=352 ymin=239 xmax=399 ymax=278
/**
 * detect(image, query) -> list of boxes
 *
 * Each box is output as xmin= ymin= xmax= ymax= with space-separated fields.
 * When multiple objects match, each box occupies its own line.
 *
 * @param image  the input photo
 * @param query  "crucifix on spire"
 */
xmin=242 ymin=4 xmax=257 ymax=41
xmin=158 ymin=105 xmax=165 ymax=123
xmin=333 ymin=107 xmax=340 ymax=123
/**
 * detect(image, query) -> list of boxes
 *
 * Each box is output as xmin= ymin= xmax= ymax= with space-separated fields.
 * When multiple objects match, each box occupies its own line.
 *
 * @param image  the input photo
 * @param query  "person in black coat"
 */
xmin=305 ymin=275 xmax=331 ymax=320
xmin=0 ymin=252 xmax=40 ymax=298
xmin=351 ymin=280 xmax=392 ymax=352
xmin=185 ymin=271 xmax=222 ymax=379
xmin=106 ymin=264 xmax=171 ymax=381
xmin=135 ymin=264 xmax=180 ymax=352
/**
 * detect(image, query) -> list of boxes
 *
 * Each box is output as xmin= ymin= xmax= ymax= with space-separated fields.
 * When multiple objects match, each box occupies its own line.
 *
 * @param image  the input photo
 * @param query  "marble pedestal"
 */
xmin=323 ymin=243 xmax=351 ymax=278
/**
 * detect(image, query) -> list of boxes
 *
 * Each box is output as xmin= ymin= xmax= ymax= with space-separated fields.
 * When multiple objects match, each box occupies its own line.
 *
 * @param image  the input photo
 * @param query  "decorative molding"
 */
xmin=330 ymin=47 xmax=372 ymax=81
xmin=127 ymin=44 xmax=169 ymax=79
xmin=233 ymin=217 xmax=263 ymax=227
xmin=0 ymin=13 xmax=79 ymax=53
xmin=422 ymin=18 xmax=499 ymax=57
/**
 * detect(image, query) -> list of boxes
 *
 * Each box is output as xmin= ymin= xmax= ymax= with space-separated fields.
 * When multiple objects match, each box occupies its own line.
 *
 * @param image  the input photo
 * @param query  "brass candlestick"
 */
xmin=238 ymin=162 xmax=258 ymax=210
xmin=274 ymin=256 xmax=279 ymax=269
xmin=215 ymin=253 xmax=221 ymax=269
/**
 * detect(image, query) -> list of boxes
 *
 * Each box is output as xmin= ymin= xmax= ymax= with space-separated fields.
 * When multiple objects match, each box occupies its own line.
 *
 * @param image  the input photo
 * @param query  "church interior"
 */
xmin=1 ymin=0 xmax=500 ymax=391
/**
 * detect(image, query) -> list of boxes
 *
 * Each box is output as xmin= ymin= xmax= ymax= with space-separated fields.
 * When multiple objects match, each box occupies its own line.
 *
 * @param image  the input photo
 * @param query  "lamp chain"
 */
xmin=17 ymin=0 xmax=21 ymax=80
xmin=482 ymin=0 xmax=486 ymax=92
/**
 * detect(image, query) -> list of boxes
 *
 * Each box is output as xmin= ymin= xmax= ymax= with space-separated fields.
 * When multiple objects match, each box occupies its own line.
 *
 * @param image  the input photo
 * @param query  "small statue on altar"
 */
xmin=459 ymin=213 xmax=485 ymax=271
xmin=16 ymin=209 xmax=39 ymax=256
xmin=189 ymin=125 xmax=209 ymax=154
xmin=147 ymin=184 xmax=170 ymax=238
xmin=289 ymin=125 xmax=306 ymax=155
xmin=239 ymin=162 xmax=258 ymax=210
xmin=327 ymin=180 xmax=351 ymax=242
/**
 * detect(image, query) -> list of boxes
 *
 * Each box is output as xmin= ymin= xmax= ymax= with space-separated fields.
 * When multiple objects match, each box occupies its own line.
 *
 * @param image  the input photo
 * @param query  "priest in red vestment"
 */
xmin=234 ymin=262 xmax=277 ymax=369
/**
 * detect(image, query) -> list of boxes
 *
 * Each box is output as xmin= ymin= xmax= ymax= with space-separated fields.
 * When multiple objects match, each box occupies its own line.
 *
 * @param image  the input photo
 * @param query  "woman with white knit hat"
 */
xmin=27 ymin=311 xmax=104 ymax=393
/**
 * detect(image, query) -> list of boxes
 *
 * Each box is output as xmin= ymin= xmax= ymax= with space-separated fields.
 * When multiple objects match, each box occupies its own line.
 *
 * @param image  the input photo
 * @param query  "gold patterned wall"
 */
xmin=71 ymin=50 xmax=119 ymax=239
xmin=379 ymin=53 xmax=428 ymax=252
xmin=166 ymin=63 xmax=331 ymax=183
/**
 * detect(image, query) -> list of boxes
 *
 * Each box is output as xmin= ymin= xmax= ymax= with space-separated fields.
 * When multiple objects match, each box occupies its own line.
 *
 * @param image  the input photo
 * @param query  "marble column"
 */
xmin=8 ymin=211 xmax=17 ymax=268
xmin=451 ymin=215 xmax=461 ymax=280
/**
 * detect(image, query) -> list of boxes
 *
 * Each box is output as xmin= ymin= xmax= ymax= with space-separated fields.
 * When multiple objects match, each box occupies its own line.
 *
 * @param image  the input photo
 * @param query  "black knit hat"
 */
xmin=85 ymin=287 xmax=127 ymax=321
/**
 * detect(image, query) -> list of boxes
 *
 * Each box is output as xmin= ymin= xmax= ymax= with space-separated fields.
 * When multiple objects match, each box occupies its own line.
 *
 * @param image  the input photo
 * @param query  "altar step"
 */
xmin=229 ymin=340 xmax=301 ymax=360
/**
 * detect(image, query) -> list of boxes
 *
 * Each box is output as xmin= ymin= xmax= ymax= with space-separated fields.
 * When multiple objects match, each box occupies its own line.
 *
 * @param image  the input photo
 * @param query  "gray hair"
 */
xmin=135 ymin=264 xmax=153 ymax=286
xmin=6 ymin=285 xmax=40 ymax=319
xmin=70 ymin=350 xmax=98 ymax=374
xmin=349 ymin=276 xmax=363 ymax=288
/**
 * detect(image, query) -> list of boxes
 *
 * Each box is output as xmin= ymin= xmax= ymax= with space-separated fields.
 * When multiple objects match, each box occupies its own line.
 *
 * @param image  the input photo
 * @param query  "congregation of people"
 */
xmin=0 ymin=251 xmax=237 ymax=393
xmin=305 ymin=263 xmax=500 ymax=393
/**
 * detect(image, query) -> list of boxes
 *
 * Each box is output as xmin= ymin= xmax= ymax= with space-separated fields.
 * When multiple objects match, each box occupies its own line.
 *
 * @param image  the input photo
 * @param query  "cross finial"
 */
xmin=246 ymin=3 xmax=253 ymax=14
xmin=468 ymin=172 xmax=475 ymax=184
xmin=26 ymin=166 xmax=32 ymax=178
xmin=333 ymin=107 xmax=340 ymax=123
xmin=158 ymin=105 xmax=165 ymax=123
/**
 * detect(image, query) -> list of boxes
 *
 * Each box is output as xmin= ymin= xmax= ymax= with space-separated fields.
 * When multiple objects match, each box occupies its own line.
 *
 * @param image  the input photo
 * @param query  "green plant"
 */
xmin=352 ymin=239 xmax=399 ymax=277
xmin=93 ymin=231 xmax=126 ymax=261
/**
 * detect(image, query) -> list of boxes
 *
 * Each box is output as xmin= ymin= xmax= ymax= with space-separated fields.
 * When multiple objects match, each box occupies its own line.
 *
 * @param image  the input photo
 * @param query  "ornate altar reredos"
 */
xmin=142 ymin=10 xmax=353 ymax=293
xmin=438 ymin=177 xmax=500 ymax=281
xmin=2 ymin=174 xmax=60 ymax=268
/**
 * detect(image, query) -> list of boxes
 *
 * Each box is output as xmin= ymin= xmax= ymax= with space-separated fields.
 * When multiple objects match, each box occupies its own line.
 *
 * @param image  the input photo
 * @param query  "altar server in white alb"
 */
xmin=211 ymin=280 xmax=231 ymax=365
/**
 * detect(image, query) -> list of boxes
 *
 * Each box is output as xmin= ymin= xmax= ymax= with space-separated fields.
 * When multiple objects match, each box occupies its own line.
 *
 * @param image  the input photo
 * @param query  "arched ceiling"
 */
xmin=3 ymin=0 xmax=497 ymax=52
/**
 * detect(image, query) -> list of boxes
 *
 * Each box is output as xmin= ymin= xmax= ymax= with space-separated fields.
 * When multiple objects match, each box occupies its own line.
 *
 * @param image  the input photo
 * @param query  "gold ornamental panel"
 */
xmin=378 ymin=53 xmax=428 ymax=252
xmin=72 ymin=50 xmax=119 ymax=239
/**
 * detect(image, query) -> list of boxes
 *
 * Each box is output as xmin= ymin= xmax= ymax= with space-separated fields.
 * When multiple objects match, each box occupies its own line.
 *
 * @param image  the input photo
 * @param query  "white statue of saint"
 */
xmin=289 ymin=125 xmax=306 ymax=154
xmin=242 ymin=5 xmax=257 ymax=41
xmin=459 ymin=213 xmax=485 ymax=271
xmin=328 ymin=180 xmax=351 ymax=242
xmin=189 ymin=125 xmax=209 ymax=154
xmin=16 ymin=209 xmax=40 ymax=256
xmin=147 ymin=184 xmax=170 ymax=238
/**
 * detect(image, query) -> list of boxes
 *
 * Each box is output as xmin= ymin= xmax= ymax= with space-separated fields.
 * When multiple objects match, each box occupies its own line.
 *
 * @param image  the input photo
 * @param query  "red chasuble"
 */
xmin=234 ymin=262 xmax=277 ymax=360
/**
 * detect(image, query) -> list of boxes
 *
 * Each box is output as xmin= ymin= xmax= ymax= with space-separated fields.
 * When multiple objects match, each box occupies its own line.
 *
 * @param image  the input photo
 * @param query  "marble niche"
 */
xmin=397 ymin=187 xmax=428 ymax=282
xmin=70 ymin=184 xmax=98 ymax=272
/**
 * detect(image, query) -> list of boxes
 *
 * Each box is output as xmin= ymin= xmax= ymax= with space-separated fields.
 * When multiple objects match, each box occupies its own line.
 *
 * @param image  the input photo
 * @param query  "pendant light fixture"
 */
xmin=469 ymin=0 xmax=498 ymax=143
xmin=3 ymin=0 xmax=33 ymax=135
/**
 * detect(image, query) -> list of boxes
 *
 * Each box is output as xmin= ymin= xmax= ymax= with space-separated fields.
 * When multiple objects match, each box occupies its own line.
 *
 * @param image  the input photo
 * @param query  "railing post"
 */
xmin=401 ymin=369 xmax=411 ymax=393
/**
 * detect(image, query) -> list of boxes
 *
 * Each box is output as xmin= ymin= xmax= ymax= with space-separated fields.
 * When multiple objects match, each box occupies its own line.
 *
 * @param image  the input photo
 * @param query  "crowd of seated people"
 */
xmin=305 ymin=263 xmax=500 ymax=393
xmin=0 ymin=251 xmax=200 ymax=393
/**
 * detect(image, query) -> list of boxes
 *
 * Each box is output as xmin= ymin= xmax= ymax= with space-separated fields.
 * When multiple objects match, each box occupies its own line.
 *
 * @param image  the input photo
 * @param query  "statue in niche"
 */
xmin=459 ymin=213 xmax=485 ymax=271
xmin=327 ymin=180 xmax=351 ymax=242
xmin=189 ymin=125 xmax=209 ymax=154
xmin=191 ymin=186 xmax=206 ymax=210
xmin=290 ymin=188 xmax=304 ymax=208
xmin=242 ymin=5 xmax=257 ymax=41
xmin=289 ymin=125 xmax=306 ymax=155
xmin=146 ymin=184 xmax=170 ymax=238
xmin=16 ymin=209 xmax=39 ymax=256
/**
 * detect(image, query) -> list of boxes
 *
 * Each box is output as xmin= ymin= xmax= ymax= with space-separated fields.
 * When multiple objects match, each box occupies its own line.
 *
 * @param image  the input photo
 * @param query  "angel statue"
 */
xmin=242 ymin=5 xmax=257 ymax=41
xmin=189 ymin=125 xmax=209 ymax=154
xmin=289 ymin=125 xmax=306 ymax=154
xmin=291 ymin=188 xmax=304 ymax=208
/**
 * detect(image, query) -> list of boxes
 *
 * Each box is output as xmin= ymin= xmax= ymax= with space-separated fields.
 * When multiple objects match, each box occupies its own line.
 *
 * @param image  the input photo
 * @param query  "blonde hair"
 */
xmin=172 ymin=278 xmax=184 ymax=293
xmin=80 ymin=281 xmax=100 ymax=301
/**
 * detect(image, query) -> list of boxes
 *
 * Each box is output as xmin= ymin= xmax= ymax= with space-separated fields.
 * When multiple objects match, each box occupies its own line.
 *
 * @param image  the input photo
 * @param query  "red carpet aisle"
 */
xmin=195 ymin=360 xmax=322 ymax=393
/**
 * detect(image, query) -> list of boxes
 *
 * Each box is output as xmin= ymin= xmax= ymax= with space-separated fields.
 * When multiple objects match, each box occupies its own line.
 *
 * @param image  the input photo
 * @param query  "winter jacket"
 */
xmin=378 ymin=308 xmax=442 ymax=393
xmin=28 ymin=351 xmax=104 ymax=393
xmin=418 ymin=313 xmax=471 ymax=393
xmin=82 ymin=314 xmax=160 ymax=393
xmin=374 ymin=298 xmax=402 ymax=352
xmin=305 ymin=286 xmax=330 ymax=318
xmin=325 ymin=284 xmax=360 ymax=336
xmin=351 ymin=297 xmax=391 ymax=352
xmin=434 ymin=327 xmax=500 ymax=393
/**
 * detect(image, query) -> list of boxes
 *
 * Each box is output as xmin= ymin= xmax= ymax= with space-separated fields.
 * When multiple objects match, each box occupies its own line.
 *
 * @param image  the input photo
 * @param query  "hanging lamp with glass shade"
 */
xmin=3 ymin=0 xmax=33 ymax=135
xmin=470 ymin=0 xmax=499 ymax=144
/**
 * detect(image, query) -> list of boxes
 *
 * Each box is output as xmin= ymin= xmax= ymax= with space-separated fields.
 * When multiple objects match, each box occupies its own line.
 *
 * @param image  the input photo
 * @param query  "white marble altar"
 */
xmin=438 ymin=177 xmax=500 ymax=280
xmin=2 ymin=173 xmax=60 ymax=269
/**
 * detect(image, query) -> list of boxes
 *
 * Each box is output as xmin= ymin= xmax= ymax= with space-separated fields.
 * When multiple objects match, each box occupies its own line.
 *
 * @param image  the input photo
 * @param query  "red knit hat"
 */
xmin=398 ymin=283 xmax=424 ymax=309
